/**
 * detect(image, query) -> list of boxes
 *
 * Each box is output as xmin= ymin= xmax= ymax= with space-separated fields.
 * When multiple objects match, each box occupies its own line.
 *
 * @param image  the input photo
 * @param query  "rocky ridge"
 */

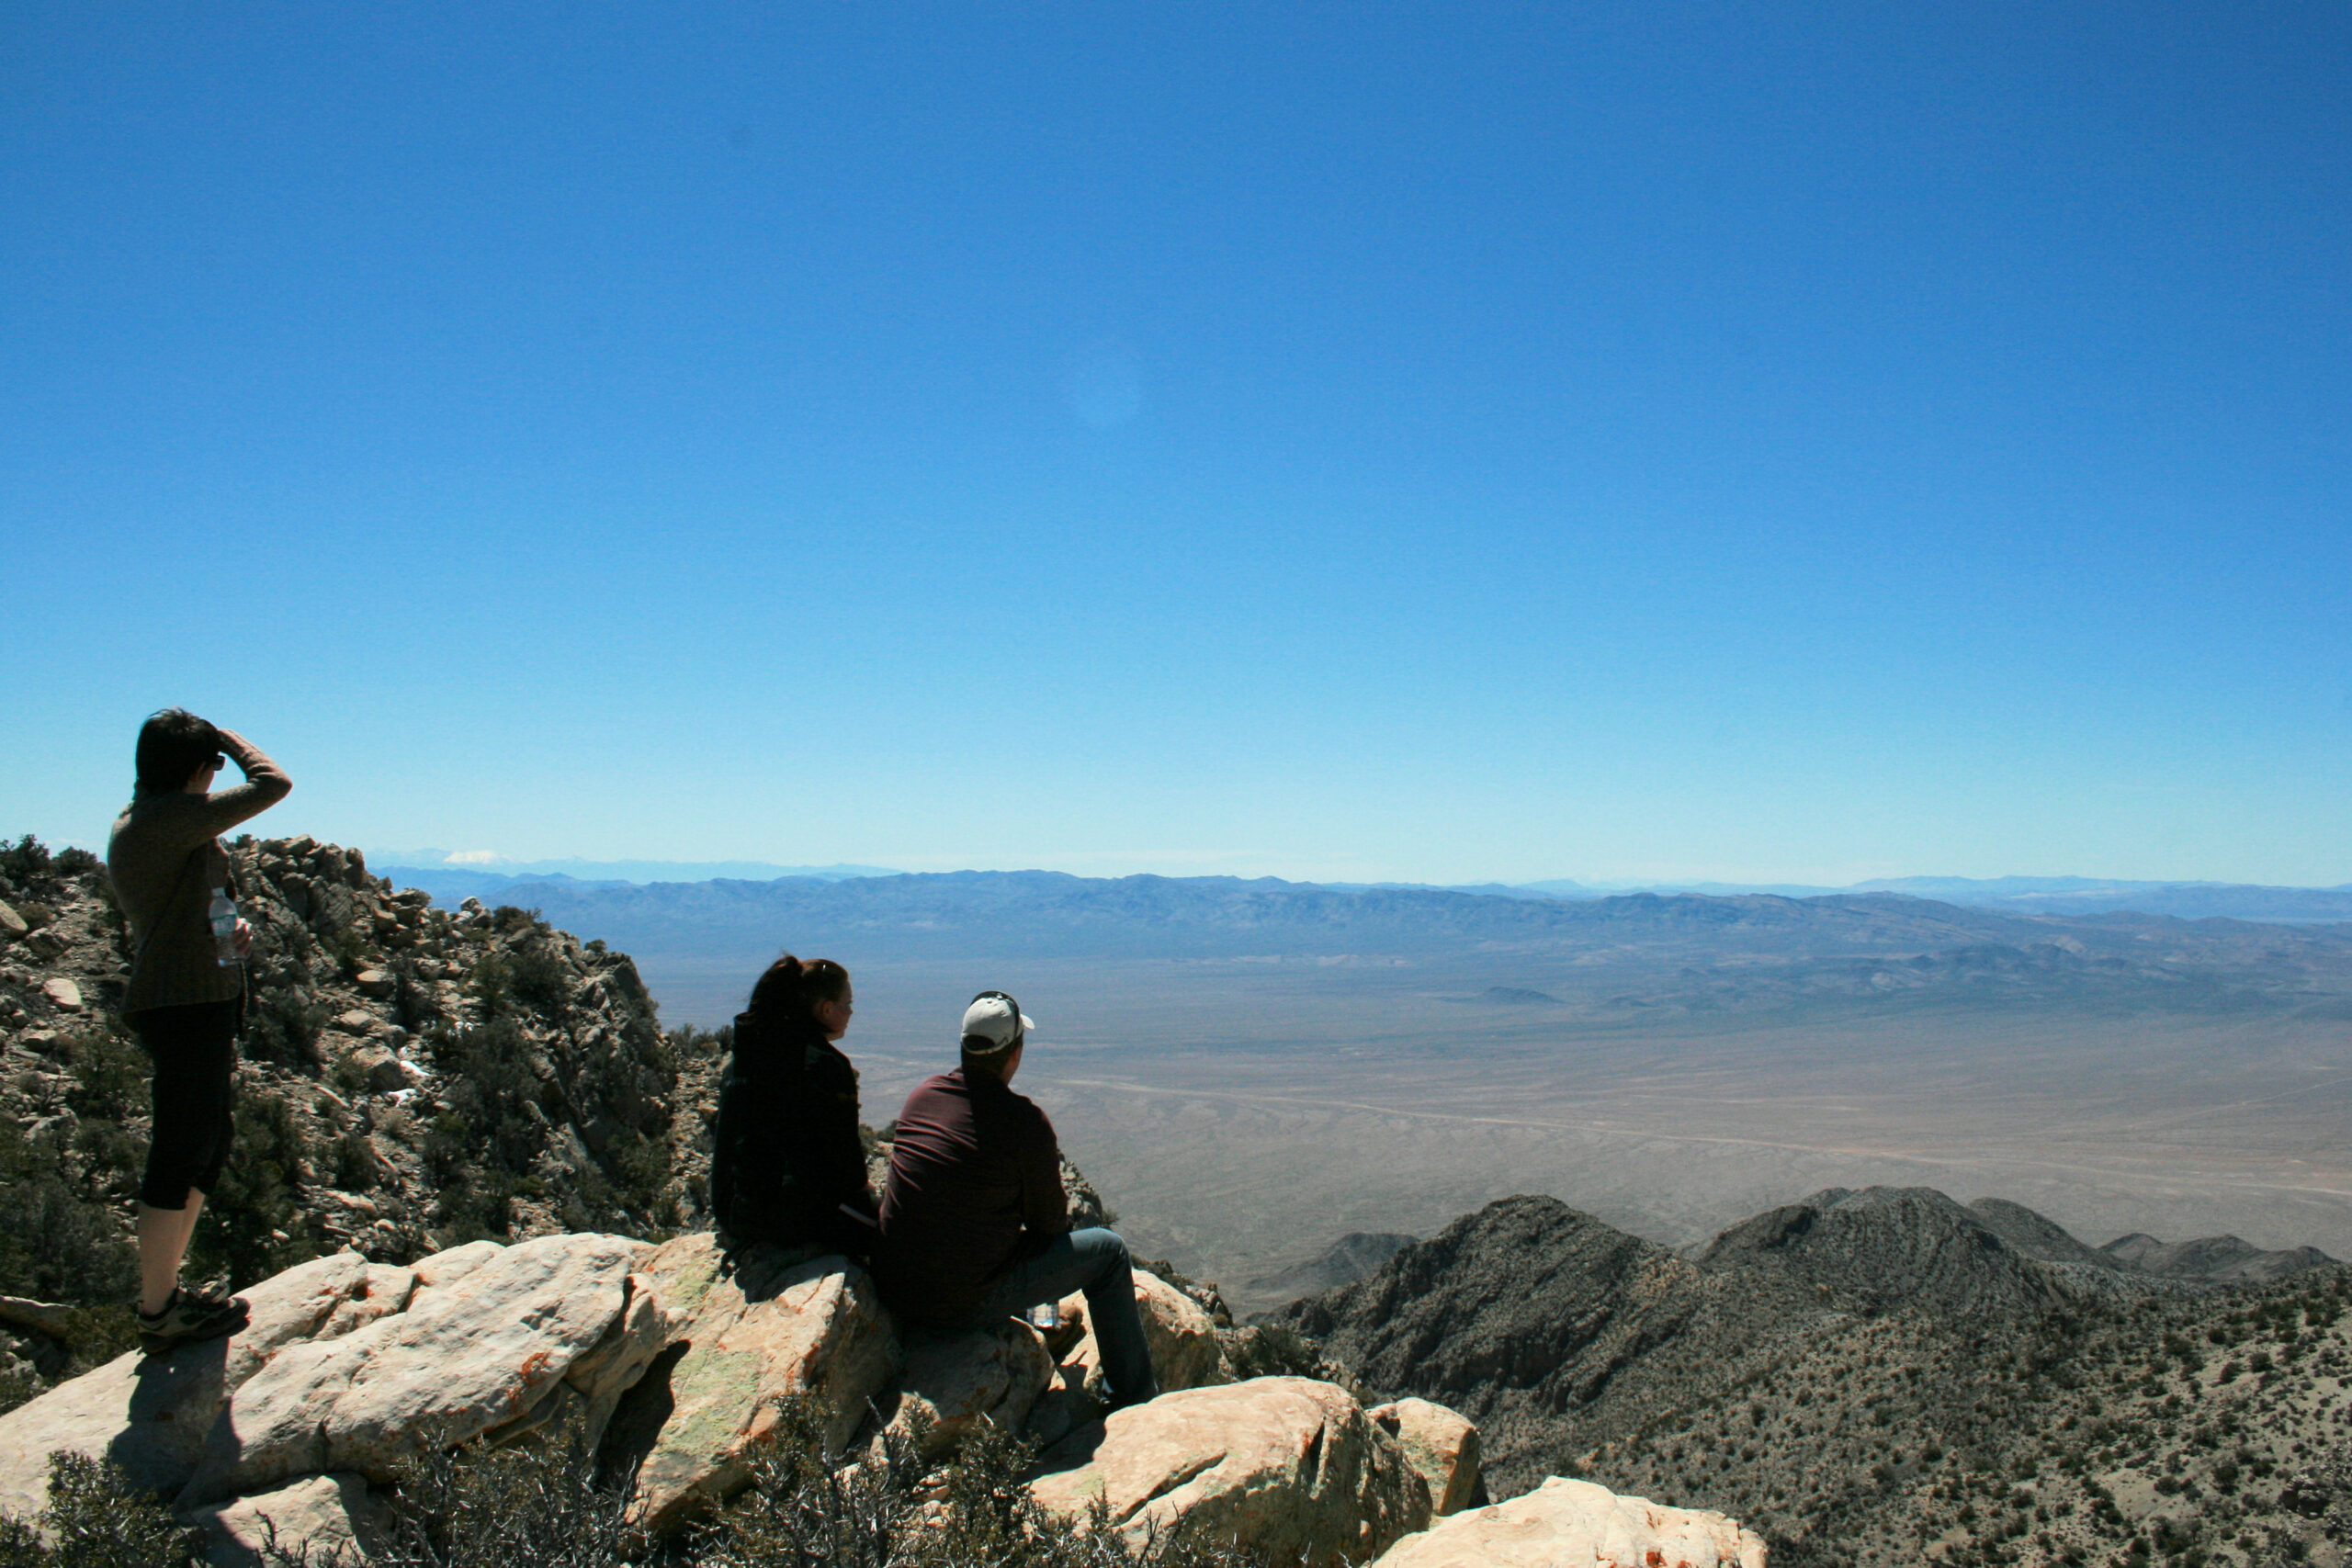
xmin=0 ymin=1233 xmax=1763 ymax=1567
xmin=0 ymin=833 xmax=1764 ymax=1563
xmin=1279 ymin=1186 xmax=2352 ymax=1566
xmin=0 ymin=833 xmax=699 ymax=1408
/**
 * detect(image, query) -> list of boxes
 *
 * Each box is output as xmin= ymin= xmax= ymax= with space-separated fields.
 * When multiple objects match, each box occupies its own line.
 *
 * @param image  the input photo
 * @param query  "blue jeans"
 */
xmin=968 ymin=1227 xmax=1159 ymax=1406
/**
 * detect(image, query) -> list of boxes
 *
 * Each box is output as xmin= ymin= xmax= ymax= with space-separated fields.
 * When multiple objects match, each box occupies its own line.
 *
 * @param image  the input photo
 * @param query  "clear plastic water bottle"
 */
xmin=209 ymin=889 xmax=239 ymax=967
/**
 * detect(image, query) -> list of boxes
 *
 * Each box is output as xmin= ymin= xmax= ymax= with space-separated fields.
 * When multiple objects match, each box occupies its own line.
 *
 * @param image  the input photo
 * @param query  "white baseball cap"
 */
xmin=960 ymin=991 xmax=1035 ymax=1054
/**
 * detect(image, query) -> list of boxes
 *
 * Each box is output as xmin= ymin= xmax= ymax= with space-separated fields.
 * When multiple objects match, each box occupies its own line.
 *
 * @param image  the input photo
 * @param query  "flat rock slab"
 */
xmin=1370 ymin=1398 xmax=1483 ymax=1517
xmin=181 ymin=1233 xmax=644 ymax=1503
xmin=184 ymin=1472 xmax=391 ymax=1568
xmin=1369 ymin=1475 xmax=1768 ymax=1568
xmin=0 ymin=1250 xmax=410 ymax=1524
xmin=1030 ymin=1376 xmax=1430 ymax=1568
xmin=605 ymin=1235 xmax=899 ymax=1536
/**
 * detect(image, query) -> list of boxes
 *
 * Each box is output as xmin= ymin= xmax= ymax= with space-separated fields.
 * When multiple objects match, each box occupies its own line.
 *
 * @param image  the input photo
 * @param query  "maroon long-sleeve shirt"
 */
xmin=876 ymin=1067 xmax=1068 ymax=1324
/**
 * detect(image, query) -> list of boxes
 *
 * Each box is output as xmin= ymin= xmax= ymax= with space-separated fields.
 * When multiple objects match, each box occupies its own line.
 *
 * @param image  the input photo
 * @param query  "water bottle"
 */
xmin=209 ymin=890 xmax=239 ymax=967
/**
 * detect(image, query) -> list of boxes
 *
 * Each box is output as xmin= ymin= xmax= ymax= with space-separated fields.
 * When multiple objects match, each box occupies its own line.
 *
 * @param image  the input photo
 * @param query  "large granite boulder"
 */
xmin=1025 ymin=1266 xmax=1229 ymax=1450
xmin=877 ymin=1318 xmax=1055 ymax=1460
xmin=179 ymin=1233 xmax=645 ymax=1504
xmin=0 ymin=1248 xmax=422 ymax=1523
xmin=1369 ymin=1398 xmax=1482 ymax=1517
xmin=1028 ymin=1376 xmax=1431 ymax=1568
xmin=183 ymin=1472 xmax=391 ymax=1567
xmin=600 ymin=1235 xmax=899 ymax=1535
xmin=1369 ymin=1475 xmax=1769 ymax=1568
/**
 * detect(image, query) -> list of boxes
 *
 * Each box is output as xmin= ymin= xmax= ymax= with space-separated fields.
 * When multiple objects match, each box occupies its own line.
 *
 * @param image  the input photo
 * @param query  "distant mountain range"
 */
xmin=375 ymin=854 xmax=2352 ymax=927
xmin=1571 ymin=875 xmax=2352 ymax=924
xmin=1510 ymin=875 xmax=2352 ymax=923
xmin=352 ymin=863 xmax=2352 ymax=1031
xmin=368 ymin=852 xmax=899 ymax=905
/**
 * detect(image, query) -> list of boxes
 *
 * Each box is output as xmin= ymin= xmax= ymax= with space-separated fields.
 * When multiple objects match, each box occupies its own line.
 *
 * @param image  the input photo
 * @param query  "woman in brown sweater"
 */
xmin=106 ymin=709 xmax=290 ymax=1353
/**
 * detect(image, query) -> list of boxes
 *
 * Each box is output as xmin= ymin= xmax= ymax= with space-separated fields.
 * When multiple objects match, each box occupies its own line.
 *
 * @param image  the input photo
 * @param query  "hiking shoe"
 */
xmin=136 ymin=1284 xmax=249 ymax=1355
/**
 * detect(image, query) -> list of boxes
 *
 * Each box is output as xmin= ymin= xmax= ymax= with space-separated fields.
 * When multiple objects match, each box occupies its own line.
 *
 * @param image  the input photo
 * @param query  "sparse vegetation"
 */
xmin=0 ymin=835 xmax=699 ymax=1413
xmin=0 ymin=1453 xmax=202 ymax=1568
xmin=0 ymin=1399 xmax=1274 ymax=1568
xmin=1290 ymin=1189 xmax=2352 ymax=1565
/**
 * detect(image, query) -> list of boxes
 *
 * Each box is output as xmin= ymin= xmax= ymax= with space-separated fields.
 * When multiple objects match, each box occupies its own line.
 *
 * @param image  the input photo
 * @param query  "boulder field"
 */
xmin=0 ymin=1232 xmax=1764 ymax=1566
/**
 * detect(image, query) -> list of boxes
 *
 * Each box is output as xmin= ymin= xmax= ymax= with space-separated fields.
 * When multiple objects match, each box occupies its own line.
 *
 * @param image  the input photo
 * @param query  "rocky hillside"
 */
xmin=0 ymin=833 xmax=711 ymax=1409
xmin=0 ymin=1227 xmax=1762 ymax=1568
xmin=1278 ymin=1186 xmax=2352 ymax=1566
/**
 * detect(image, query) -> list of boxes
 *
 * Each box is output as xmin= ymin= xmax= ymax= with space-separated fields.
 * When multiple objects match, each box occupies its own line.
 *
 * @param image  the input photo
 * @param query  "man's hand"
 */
xmin=233 ymin=918 xmax=254 ymax=959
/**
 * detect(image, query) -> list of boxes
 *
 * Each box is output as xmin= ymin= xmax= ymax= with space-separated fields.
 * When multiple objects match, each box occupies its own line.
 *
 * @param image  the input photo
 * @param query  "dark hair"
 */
xmin=748 ymin=954 xmax=848 ymax=1022
xmin=135 ymin=708 xmax=221 ymax=793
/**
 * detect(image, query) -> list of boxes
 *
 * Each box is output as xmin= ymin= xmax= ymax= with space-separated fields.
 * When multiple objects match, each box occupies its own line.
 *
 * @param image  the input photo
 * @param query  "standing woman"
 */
xmin=708 ymin=954 xmax=878 ymax=1258
xmin=106 ymin=710 xmax=291 ymax=1352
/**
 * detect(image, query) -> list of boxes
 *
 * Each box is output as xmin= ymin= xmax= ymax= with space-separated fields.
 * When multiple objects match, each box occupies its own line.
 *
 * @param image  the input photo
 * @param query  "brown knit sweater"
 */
xmin=107 ymin=737 xmax=291 ymax=1017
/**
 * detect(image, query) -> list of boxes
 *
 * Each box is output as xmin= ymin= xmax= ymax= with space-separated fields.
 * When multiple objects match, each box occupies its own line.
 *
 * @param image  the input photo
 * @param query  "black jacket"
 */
xmin=709 ymin=1010 xmax=875 ymax=1255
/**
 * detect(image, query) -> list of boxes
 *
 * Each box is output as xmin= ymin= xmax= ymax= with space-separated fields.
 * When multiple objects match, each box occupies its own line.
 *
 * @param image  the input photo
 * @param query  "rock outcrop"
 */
xmin=1028 ymin=1377 xmax=1432 ymax=1567
xmin=876 ymin=1317 xmax=1054 ymax=1460
xmin=0 ymin=1230 xmax=1742 ymax=1568
xmin=1023 ymin=1261 xmax=1232 ymax=1450
xmin=0 ymin=1248 xmax=404 ymax=1524
xmin=0 ymin=836 xmax=689 ymax=1368
xmin=598 ymin=1234 xmax=899 ymax=1533
xmin=1370 ymin=1475 xmax=1766 ymax=1568
xmin=1370 ymin=1397 xmax=1482 ymax=1517
xmin=180 ymin=1232 xmax=645 ymax=1503
xmin=185 ymin=1472 xmax=390 ymax=1568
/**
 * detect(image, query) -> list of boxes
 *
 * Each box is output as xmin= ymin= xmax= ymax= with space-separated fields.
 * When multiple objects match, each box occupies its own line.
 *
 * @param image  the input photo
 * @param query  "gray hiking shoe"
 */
xmin=136 ymin=1283 xmax=249 ymax=1355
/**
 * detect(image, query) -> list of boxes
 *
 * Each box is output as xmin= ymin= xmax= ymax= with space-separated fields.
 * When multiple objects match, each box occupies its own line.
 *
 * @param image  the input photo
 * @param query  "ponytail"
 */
xmin=748 ymin=953 xmax=849 ymax=1024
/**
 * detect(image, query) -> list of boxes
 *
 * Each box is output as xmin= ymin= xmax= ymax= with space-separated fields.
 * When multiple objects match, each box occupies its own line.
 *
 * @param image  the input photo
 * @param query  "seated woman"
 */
xmin=708 ymin=954 xmax=876 ymax=1258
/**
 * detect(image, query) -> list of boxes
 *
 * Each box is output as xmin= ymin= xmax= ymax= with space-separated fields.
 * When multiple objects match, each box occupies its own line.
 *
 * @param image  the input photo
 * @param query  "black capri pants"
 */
xmin=128 ymin=996 xmax=242 ymax=1210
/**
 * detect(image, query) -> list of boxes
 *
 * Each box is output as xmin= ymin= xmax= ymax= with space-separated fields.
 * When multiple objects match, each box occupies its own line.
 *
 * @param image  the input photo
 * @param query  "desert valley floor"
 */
xmin=645 ymin=953 xmax=2352 ymax=1313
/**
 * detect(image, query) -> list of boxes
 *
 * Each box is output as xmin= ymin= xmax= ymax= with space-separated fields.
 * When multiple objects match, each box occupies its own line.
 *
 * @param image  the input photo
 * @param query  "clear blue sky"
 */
xmin=6 ymin=3 xmax=2347 ymax=886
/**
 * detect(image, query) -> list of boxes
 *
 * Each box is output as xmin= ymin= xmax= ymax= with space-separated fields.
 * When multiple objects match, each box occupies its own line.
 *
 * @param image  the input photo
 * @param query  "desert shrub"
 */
xmin=328 ymin=923 xmax=371 ymax=974
xmin=504 ymin=943 xmax=571 ymax=1015
xmin=703 ymin=1398 xmax=1264 ymax=1568
xmin=333 ymin=1132 xmax=381 ymax=1192
xmin=187 ymin=1086 xmax=322 ymax=1290
xmin=0 ymin=1122 xmax=139 ymax=1308
xmin=606 ymin=1127 xmax=670 ymax=1216
xmin=0 ymin=1452 xmax=201 ymax=1567
xmin=420 ymin=1017 xmax=556 ymax=1240
xmin=243 ymin=986 xmax=329 ymax=1068
xmin=1216 ymin=1323 xmax=1350 ymax=1386
xmin=468 ymin=953 xmax=512 ymax=1015
xmin=490 ymin=906 xmax=543 ymax=937
xmin=138 ymin=1398 xmax=1280 ymax=1568
xmin=300 ymin=1434 xmax=643 ymax=1568
xmin=58 ymin=1029 xmax=145 ymax=1122
xmin=0 ymin=1365 xmax=38 ymax=1422
xmin=0 ymin=835 xmax=58 ymax=889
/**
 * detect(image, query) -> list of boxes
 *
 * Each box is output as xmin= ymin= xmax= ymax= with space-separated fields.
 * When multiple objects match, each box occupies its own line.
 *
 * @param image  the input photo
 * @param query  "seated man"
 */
xmin=875 ymin=991 xmax=1159 ymax=1409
